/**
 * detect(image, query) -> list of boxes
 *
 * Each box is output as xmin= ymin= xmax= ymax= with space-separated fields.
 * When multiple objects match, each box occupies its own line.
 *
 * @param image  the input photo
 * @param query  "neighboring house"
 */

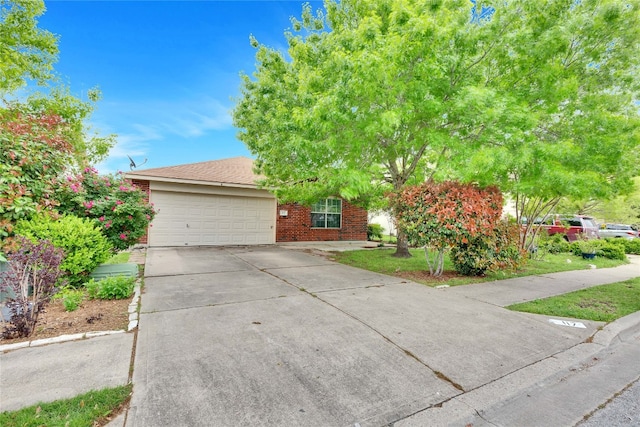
xmin=125 ymin=157 xmax=367 ymax=247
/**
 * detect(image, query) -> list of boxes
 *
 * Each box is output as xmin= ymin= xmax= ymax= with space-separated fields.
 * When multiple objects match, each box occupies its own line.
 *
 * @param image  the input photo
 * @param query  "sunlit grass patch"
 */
xmin=507 ymin=278 xmax=640 ymax=322
xmin=0 ymin=384 xmax=131 ymax=427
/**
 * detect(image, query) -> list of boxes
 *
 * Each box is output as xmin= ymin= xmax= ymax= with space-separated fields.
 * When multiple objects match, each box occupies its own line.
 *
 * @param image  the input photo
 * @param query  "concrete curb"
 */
xmin=591 ymin=310 xmax=640 ymax=347
xmin=0 ymin=279 xmax=142 ymax=353
xmin=397 ymin=310 xmax=640 ymax=426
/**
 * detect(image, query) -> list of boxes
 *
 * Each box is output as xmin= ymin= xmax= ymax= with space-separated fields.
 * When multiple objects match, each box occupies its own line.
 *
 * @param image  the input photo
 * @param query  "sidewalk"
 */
xmin=0 ymin=249 xmax=638 ymax=426
xmin=0 ymin=248 xmax=147 ymax=413
xmin=447 ymin=254 xmax=640 ymax=306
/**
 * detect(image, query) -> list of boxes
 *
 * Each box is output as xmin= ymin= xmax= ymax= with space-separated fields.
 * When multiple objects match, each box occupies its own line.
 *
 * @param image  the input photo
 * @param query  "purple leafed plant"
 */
xmin=0 ymin=238 xmax=66 ymax=338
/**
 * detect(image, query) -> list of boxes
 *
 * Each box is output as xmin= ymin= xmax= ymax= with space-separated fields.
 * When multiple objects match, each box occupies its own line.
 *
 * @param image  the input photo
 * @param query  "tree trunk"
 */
xmin=393 ymin=230 xmax=412 ymax=258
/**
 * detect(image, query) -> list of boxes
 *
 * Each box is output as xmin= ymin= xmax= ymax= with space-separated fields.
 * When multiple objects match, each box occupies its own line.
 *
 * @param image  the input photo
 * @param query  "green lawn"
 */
xmin=103 ymin=251 xmax=131 ymax=264
xmin=332 ymin=247 xmax=628 ymax=287
xmin=0 ymin=385 xmax=131 ymax=427
xmin=507 ymin=278 xmax=640 ymax=322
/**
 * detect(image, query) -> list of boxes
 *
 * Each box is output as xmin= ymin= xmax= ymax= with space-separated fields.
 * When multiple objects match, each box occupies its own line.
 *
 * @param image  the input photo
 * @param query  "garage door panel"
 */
xmin=149 ymin=191 xmax=275 ymax=247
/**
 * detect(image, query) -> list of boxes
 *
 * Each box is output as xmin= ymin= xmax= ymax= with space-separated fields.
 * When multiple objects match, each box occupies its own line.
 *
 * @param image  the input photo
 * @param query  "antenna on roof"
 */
xmin=127 ymin=155 xmax=148 ymax=171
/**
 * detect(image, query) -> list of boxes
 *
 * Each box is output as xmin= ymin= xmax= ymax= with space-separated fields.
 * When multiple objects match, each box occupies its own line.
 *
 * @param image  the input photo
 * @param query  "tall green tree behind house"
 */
xmin=234 ymin=0 xmax=640 ymax=257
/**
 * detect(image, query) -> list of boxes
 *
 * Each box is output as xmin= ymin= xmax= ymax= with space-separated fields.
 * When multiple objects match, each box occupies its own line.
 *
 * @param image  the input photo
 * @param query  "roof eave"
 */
xmin=124 ymin=174 xmax=261 ymax=190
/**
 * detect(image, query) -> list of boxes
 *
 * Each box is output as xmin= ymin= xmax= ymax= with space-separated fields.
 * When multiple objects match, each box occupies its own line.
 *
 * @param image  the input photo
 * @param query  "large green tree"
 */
xmin=233 ymin=0 xmax=640 ymax=256
xmin=0 ymin=0 xmax=58 ymax=93
xmin=453 ymin=0 xmax=640 ymax=250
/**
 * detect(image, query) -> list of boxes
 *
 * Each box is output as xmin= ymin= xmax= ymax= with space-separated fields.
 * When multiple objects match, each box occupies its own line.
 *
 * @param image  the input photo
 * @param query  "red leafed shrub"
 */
xmin=0 ymin=107 xmax=74 ymax=243
xmin=393 ymin=181 xmax=522 ymax=276
xmin=394 ymin=180 xmax=503 ymax=247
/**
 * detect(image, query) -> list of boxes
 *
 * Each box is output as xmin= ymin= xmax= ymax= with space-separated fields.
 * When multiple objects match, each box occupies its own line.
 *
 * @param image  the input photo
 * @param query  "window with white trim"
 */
xmin=311 ymin=199 xmax=342 ymax=228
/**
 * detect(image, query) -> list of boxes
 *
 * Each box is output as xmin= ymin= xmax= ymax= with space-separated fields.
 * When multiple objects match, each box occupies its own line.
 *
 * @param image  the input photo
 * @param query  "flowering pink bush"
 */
xmin=56 ymin=168 xmax=156 ymax=251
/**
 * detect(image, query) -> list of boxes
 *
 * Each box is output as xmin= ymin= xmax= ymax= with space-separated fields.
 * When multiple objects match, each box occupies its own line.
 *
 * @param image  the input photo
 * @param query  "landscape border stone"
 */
xmin=0 ymin=279 xmax=141 ymax=353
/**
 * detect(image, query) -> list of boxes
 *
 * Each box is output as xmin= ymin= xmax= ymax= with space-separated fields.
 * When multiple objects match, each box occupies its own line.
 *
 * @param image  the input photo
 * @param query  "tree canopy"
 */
xmin=0 ymin=0 xmax=58 ymax=94
xmin=235 ymin=0 xmax=639 ymax=253
xmin=1 ymin=0 xmax=114 ymax=169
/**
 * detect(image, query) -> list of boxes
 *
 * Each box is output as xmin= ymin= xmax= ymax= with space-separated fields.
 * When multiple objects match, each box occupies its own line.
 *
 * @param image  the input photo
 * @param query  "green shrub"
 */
xmin=450 ymin=221 xmax=524 ymax=276
xmin=570 ymin=239 xmax=627 ymax=260
xmin=538 ymin=233 xmax=572 ymax=254
xmin=622 ymin=238 xmax=640 ymax=255
xmin=604 ymin=238 xmax=640 ymax=255
xmin=53 ymin=286 xmax=84 ymax=312
xmin=596 ymin=242 xmax=627 ymax=260
xmin=493 ymin=222 xmax=527 ymax=270
xmin=367 ymin=223 xmax=384 ymax=241
xmin=86 ymin=276 xmax=135 ymax=300
xmin=450 ymin=237 xmax=494 ymax=276
xmin=14 ymin=214 xmax=113 ymax=286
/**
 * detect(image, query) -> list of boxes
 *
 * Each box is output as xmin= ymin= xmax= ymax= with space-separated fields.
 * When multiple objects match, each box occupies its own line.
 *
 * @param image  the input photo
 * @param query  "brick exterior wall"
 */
xmin=130 ymin=179 xmax=150 ymax=244
xmin=276 ymin=201 xmax=368 ymax=242
xmin=131 ymin=180 xmax=368 ymax=245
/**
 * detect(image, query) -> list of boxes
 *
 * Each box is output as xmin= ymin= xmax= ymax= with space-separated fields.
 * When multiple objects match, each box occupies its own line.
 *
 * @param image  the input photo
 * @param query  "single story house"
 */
xmin=126 ymin=157 xmax=367 ymax=247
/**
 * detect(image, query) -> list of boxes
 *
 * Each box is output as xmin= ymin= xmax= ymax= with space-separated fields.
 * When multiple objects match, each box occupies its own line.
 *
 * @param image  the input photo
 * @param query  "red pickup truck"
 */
xmin=534 ymin=215 xmax=600 ymax=241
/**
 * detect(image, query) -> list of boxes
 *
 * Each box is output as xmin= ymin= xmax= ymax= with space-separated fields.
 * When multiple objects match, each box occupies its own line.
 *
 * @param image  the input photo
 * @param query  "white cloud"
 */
xmin=101 ymin=95 xmax=233 ymax=140
xmin=92 ymin=95 xmax=235 ymax=173
xmin=93 ymin=124 xmax=160 ymax=174
xmin=165 ymin=98 xmax=232 ymax=137
xmin=110 ymin=124 xmax=161 ymax=158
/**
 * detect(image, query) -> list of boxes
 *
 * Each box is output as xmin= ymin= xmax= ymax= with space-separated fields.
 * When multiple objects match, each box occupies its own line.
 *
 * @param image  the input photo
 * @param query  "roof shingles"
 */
xmin=126 ymin=156 xmax=262 ymax=187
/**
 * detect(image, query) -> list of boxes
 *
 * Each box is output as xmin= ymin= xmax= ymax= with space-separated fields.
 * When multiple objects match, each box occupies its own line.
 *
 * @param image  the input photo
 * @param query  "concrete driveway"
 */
xmin=128 ymin=246 xmax=599 ymax=426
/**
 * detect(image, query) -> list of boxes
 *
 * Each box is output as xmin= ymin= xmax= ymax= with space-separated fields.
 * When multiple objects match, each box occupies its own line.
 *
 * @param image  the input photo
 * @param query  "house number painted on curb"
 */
xmin=548 ymin=319 xmax=587 ymax=329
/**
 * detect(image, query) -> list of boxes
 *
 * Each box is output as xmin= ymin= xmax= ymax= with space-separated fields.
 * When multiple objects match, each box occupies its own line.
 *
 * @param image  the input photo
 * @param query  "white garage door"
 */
xmin=149 ymin=191 xmax=276 ymax=247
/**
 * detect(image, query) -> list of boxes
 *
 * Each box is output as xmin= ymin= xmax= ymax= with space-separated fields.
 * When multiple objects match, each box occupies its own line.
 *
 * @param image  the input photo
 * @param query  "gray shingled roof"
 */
xmin=126 ymin=156 xmax=261 ymax=187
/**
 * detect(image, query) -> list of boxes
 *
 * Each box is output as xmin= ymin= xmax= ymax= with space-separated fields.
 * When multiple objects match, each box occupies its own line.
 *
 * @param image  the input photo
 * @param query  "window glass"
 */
xmin=311 ymin=213 xmax=326 ymax=228
xmin=326 ymin=214 xmax=341 ymax=228
xmin=310 ymin=199 xmax=342 ymax=228
xmin=327 ymin=198 xmax=341 ymax=213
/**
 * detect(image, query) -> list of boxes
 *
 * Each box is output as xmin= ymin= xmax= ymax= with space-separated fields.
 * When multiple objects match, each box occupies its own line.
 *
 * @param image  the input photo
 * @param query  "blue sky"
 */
xmin=38 ymin=0 xmax=323 ymax=174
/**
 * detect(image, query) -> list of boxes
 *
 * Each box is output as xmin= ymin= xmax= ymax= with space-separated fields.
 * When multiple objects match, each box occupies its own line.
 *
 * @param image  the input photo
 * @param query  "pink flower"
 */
xmin=128 ymin=215 xmax=133 ymax=220
xmin=83 ymin=201 xmax=94 ymax=209
xmin=116 ymin=200 xmax=123 ymax=205
xmin=119 ymin=185 xmax=129 ymax=191
xmin=99 ymin=216 xmax=105 ymax=222
xmin=105 ymin=221 xmax=112 ymax=229
xmin=119 ymin=233 xmax=127 ymax=240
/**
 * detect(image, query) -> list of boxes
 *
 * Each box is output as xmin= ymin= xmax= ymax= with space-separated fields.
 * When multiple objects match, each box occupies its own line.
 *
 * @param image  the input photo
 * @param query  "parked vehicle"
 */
xmin=533 ymin=215 xmax=600 ymax=241
xmin=598 ymin=223 xmax=639 ymax=240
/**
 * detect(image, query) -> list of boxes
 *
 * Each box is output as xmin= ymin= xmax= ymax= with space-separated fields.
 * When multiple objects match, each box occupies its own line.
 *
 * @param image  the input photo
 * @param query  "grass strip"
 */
xmin=507 ymin=278 xmax=640 ymax=322
xmin=332 ymin=248 xmax=627 ymax=287
xmin=0 ymin=384 xmax=131 ymax=427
